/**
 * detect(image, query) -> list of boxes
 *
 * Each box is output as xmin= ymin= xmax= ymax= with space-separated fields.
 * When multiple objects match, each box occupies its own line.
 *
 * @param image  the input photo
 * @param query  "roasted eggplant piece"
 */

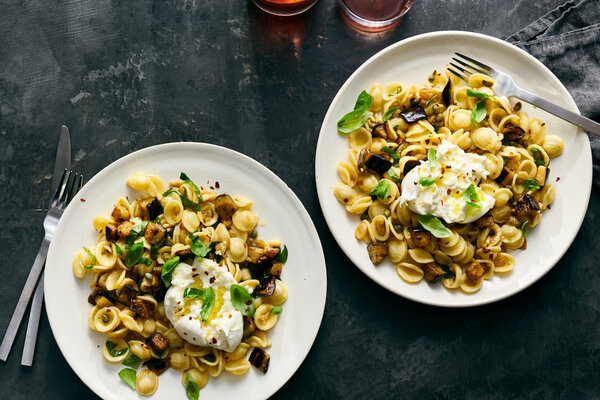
xmin=422 ymin=263 xmax=444 ymax=283
xmin=364 ymin=154 xmax=392 ymax=175
xmin=243 ymin=316 xmax=256 ymax=339
xmin=249 ymin=347 xmax=270 ymax=373
xmin=465 ymin=261 xmax=484 ymax=282
xmin=502 ymin=122 xmax=526 ymax=142
xmin=367 ymin=242 xmax=388 ymax=265
xmin=147 ymin=198 xmax=163 ymax=220
xmin=256 ymin=276 xmax=276 ymax=296
xmin=144 ymin=222 xmax=166 ymax=245
xmin=475 ymin=212 xmax=495 ymax=228
xmin=130 ymin=298 xmax=150 ymax=319
xmin=87 ymin=292 xmax=115 ymax=308
xmin=214 ymin=194 xmax=238 ymax=220
xmin=148 ymin=332 xmax=168 ymax=353
xmin=144 ymin=358 xmax=168 ymax=375
xmin=399 ymin=106 xmax=427 ymax=124
xmin=117 ymin=285 xmax=138 ymax=306
xmin=105 ymin=223 xmax=119 ymax=242
xmin=111 ymin=205 xmax=130 ymax=222
xmin=372 ymin=123 xmax=387 ymax=138
xmin=410 ymin=227 xmax=431 ymax=247
xmin=117 ymin=221 xmax=136 ymax=240
xmin=403 ymin=159 xmax=421 ymax=175
xmin=442 ymin=79 xmax=451 ymax=107
xmin=514 ymin=194 xmax=541 ymax=223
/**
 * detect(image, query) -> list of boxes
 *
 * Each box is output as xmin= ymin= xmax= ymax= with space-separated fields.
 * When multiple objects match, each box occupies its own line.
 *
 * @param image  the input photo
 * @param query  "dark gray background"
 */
xmin=1 ymin=0 xmax=598 ymax=399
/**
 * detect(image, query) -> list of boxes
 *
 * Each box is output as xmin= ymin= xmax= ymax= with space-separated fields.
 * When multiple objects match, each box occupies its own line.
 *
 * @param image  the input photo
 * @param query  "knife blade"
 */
xmin=49 ymin=125 xmax=72 ymax=197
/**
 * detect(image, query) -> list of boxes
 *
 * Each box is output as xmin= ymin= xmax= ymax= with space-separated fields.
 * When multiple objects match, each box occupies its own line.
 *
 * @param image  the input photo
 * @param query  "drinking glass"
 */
xmin=338 ymin=0 xmax=415 ymax=33
xmin=252 ymin=0 xmax=319 ymax=16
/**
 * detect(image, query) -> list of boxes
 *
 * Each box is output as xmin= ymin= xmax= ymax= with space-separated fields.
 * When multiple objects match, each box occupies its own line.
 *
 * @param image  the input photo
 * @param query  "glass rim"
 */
xmin=337 ymin=0 xmax=412 ymax=28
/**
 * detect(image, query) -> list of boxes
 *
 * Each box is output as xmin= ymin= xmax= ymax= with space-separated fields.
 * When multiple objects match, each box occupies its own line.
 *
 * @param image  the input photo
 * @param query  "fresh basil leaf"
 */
xmin=125 ymin=242 xmax=145 ymax=268
xmin=394 ymin=85 xmax=402 ymax=94
xmin=467 ymin=88 xmax=492 ymax=98
xmin=470 ymin=99 xmax=487 ymax=125
xmin=201 ymin=287 xmax=215 ymax=321
xmin=180 ymin=194 xmax=203 ymax=211
xmin=82 ymin=246 xmax=96 ymax=268
xmin=139 ymin=257 xmax=152 ymax=266
xmin=369 ymin=180 xmax=392 ymax=200
xmin=424 ymin=95 xmax=437 ymax=107
xmin=162 ymin=190 xmax=178 ymax=197
xmin=161 ymin=256 xmax=180 ymax=287
xmin=115 ymin=244 xmax=122 ymax=256
xmin=230 ymin=284 xmax=256 ymax=317
xmin=354 ymin=90 xmax=374 ymax=111
xmin=122 ymin=353 xmax=141 ymax=369
xmin=387 ymin=167 xmax=401 ymax=183
xmin=418 ymin=214 xmax=451 ymax=238
xmin=106 ymin=341 xmax=128 ymax=357
xmin=183 ymin=287 xmax=204 ymax=299
xmin=180 ymin=172 xmax=201 ymax=196
xmin=381 ymin=146 xmax=399 ymax=167
xmin=150 ymin=245 xmax=158 ymax=259
xmin=419 ymin=177 xmax=437 ymax=187
xmin=337 ymin=109 xmax=373 ymax=134
xmin=530 ymin=148 xmax=545 ymax=166
xmin=521 ymin=221 xmax=528 ymax=238
xmin=118 ymin=368 xmax=137 ymax=390
xmin=535 ymin=159 xmax=545 ymax=166
xmin=427 ymin=148 xmax=437 ymax=169
xmin=463 ymin=183 xmax=482 ymax=208
xmin=270 ymin=306 xmax=282 ymax=315
xmin=125 ymin=222 xmax=147 ymax=249
xmin=522 ymin=179 xmax=541 ymax=191
xmin=203 ymin=353 xmax=216 ymax=363
xmin=189 ymin=234 xmax=211 ymax=258
xmin=185 ymin=374 xmax=200 ymax=400
xmin=125 ymin=196 xmax=131 ymax=204
xmin=276 ymin=245 xmax=288 ymax=263
xmin=382 ymin=106 xmax=399 ymax=122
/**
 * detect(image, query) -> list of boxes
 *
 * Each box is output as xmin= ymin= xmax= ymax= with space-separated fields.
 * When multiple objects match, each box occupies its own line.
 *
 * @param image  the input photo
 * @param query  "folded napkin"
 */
xmin=505 ymin=0 xmax=600 ymax=187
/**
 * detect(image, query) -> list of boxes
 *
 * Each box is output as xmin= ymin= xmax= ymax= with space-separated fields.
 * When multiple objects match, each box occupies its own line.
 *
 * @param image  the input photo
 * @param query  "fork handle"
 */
xmin=0 ymin=237 xmax=49 ymax=362
xmin=21 ymin=272 xmax=44 ymax=366
xmin=514 ymin=88 xmax=600 ymax=137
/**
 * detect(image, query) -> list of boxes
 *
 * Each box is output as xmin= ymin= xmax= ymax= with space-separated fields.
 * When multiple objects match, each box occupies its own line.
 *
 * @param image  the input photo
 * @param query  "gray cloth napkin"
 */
xmin=505 ymin=0 xmax=600 ymax=187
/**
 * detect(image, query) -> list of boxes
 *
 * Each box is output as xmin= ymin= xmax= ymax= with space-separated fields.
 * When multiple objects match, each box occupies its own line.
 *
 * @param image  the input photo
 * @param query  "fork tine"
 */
xmin=50 ymin=170 xmax=68 ymax=209
xmin=449 ymin=62 xmax=471 ymax=76
xmin=454 ymin=52 xmax=492 ymax=73
xmin=68 ymin=174 xmax=84 ymax=203
xmin=57 ymin=172 xmax=76 ymax=210
xmin=451 ymin=58 xmax=487 ymax=75
xmin=447 ymin=67 xmax=468 ymax=83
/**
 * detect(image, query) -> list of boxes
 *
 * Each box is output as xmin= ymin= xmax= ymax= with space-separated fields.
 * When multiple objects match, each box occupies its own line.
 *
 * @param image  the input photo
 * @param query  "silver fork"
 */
xmin=0 ymin=169 xmax=83 ymax=362
xmin=448 ymin=52 xmax=600 ymax=137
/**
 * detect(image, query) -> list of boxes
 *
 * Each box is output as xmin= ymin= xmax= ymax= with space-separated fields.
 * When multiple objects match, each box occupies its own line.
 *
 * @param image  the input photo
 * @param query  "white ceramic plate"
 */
xmin=45 ymin=142 xmax=327 ymax=399
xmin=315 ymin=31 xmax=592 ymax=307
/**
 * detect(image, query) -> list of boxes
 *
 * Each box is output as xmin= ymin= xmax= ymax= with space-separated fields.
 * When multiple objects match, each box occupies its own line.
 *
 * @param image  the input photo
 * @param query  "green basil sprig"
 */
xmin=522 ymin=179 xmax=541 ymax=191
xmin=381 ymin=146 xmax=399 ymax=167
xmin=115 ymin=244 xmax=122 ymax=256
xmin=270 ymin=306 xmax=283 ymax=315
xmin=183 ymin=287 xmax=204 ymax=299
xmin=418 ymin=214 xmax=451 ymax=238
xmin=419 ymin=177 xmax=436 ymax=187
xmin=521 ymin=221 xmax=528 ymax=238
xmin=463 ymin=183 xmax=482 ymax=208
xmin=106 ymin=341 xmax=128 ymax=357
xmin=122 ymin=353 xmax=141 ymax=369
xmin=82 ymin=246 xmax=96 ymax=269
xmin=387 ymin=167 xmax=401 ymax=183
xmin=276 ymin=245 xmax=288 ymax=263
xmin=188 ymin=233 xmax=211 ymax=258
xmin=200 ymin=287 xmax=215 ymax=321
xmin=125 ymin=242 xmax=145 ymax=268
xmin=180 ymin=172 xmax=201 ymax=195
xmin=125 ymin=222 xmax=147 ymax=249
xmin=470 ymin=99 xmax=487 ymax=125
xmin=427 ymin=147 xmax=437 ymax=168
xmin=337 ymin=90 xmax=374 ymax=134
xmin=370 ymin=180 xmax=392 ymax=200
xmin=118 ymin=368 xmax=137 ymax=390
xmin=186 ymin=374 xmax=200 ymax=400
xmin=382 ymin=106 xmax=399 ymax=122
xmin=466 ymin=88 xmax=492 ymax=98
xmin=161 ymin=256 xmax=180 ymax=287
xmin=230 ymin=284 xmax=256 ymax=317
xmin=424 ymin=95 xmax=437 ymax=107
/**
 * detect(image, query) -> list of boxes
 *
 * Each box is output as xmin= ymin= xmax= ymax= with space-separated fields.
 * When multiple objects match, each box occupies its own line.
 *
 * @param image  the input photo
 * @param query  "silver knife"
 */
xmin=21 ymin=125 xmax=71 ymax=366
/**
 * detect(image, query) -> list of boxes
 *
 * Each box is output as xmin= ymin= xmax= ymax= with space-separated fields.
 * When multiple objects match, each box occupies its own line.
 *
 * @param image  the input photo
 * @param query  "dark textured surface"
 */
xmin=0 ymin=0 xmax=599 ymax=399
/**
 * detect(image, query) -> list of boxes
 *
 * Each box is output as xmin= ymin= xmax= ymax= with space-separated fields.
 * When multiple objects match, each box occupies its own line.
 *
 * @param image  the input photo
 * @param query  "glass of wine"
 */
xmin=338 ymin=0 xmax=415 ymax=33
xmin=252 ymin=0 xmax=319 ymax=16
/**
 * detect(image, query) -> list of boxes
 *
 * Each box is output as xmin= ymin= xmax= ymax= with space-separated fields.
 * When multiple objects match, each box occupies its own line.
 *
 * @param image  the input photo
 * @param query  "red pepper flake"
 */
xmin=229 ymin=314 xmax=232 ymax=318
xmin=206 ymin=180 xmax=210 ymax=184
xmin=215 ymin=181 xmax=220 ymax=189
xmin=183 ymin=332 xmax=188 ymax=335
xmin=441 ymin=168 xmax=445 ymax=174
xmin=106 ymin=309 xmax=111 ymax=312
xmin=177 ymin=301 xmax=181 ymax=305
xmin=189 ymin=316 xmax=192 ymax=320
xmin=192 ymin=337 xmax=196 ymax=341
xmin=192 ymin=273 xmax=199 ymax=278
xmin=192 ymin=268 xmax=197 ymax=272
xmin=482 ymin=248 xmax=490 ymax=253
xmin=211 ymin=337 xmax=217 ymax=344
xmin=80 ymin=198 xmax=86 ymax=202
xmin=446 ymin=165 xmax=451 ymax=169
xmin=441 ymin=200 xmax=444 ymax=205
xmin=556 ymin=177 xmax=560 ymax=182
xmin=541 ymin=123 xmax=546 ymax=126
xmin=547 ymin=204 xmax=552 ymax=210
xmin=209 ymin=186 xmax=214 ymax=190
xmin=425 ymin=139 xmax=430 ymax=144
xmin=204 ymin=271 xmax=209 ymax=275
xmin=447 ymin=188 xmax=452 ymax=195
xmin=414 ymin=182 xmax=418 ymax=185
xmin=200 ymin=186 xmax=204 ymax=190
xmin=209 ymin=277 xmax=215 ymax=284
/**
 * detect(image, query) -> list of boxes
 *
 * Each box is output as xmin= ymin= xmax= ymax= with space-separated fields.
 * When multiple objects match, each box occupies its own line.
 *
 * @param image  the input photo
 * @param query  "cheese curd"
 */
xmin=164 ymin=258 xmax=243 ymax=352
xmin=400 ymin=140 xmax=495 ymax=223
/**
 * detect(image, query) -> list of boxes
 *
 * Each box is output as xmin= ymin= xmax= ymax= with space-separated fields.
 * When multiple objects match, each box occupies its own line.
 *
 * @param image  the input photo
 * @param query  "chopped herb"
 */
xmin=521 ymin=221 xmax=528 ymax=238
xmin=189 ymin=234 xmax=211 ymax=258
xmin=276 ymin=245 xmax=288 ymax=263
xmin=203 ymin=353 xmax=216 ymax=363
xmin=427 ymin=148 xmax=437 ymax=168
xmin=125 ymin=196 xmax=131 ymax=204
xmin=522 ymin=179 xmax=541 ymax=191
xmin=115 ymin=244 xmax=122 ymax=256
xmin=82 ymin=246 xmax=96 ymax=269
xmin=183 ymin=287 xmax=204 ymax=299
xmin=433 ymin=125 xmax=439 ymax=133
xmin=230 ymin=284 xmax=256 ymax=317
xmin=360 ymin=210 xmax=370 ymax=221
xmin=369 ymin=180 xmax=392 ymax=200
xmin=125 ymin=222 xmax=147 ymax=249
xmin=106 ymin=341 xmax=128 ymax=358
xmin=161 ymin=257 xmax=180 ymax=287
xmin=180 ymin=172 xmax=201 ymax=195
xmin=441 ymin=264 xmax=455 ymax=280
xmin=118 ymin=368 xmax=137 ymax=390
xmin=122 ymin=353 xmax=141 ymax=369
xmin=387 ymin=167 xmax=401 ymax=183
xmin=270 ymin=306 xmax=282 ymax=315
xmin=382 ymin=106 xmax=399 ymax=122
xmin=418 ymin=214 xmax=451 ymax=238
xmin=139 ymin=257 xmax=152 ymax=266
xmin=535 ymin=159 xmax=545 ymax=166
xmin=395 ymin=85 xmax=402 ymax=94
xmin=125 ymin=242 xmax=144 ymax=268
xmin=162 ymin=190 xmax=177 ymax=197
xmin=425 ymin=95 xmax=437 ymax=107
xmin=337 ymin=90 xmax=374 ymax=134
xmin=463 ymin=183 xmax=482 ymax=208
xmin=150 ymin=245 xmax=159 ymax=259
xmin=180 ymin=195 xmax=202 ymax=211
xmin=419 ymin=177 xmax=437 ymax=187
xmin=470 ymin=99 xmax=487 ymax=125
xmin=381 ymin=146 xmax=399 ymax=167
xmin=185 ymin=374 xmax=200 ymax=400
xmin=530 ymin=148 xmax=545 ymax=166
xmin=200 ymin=287 xmax=215 ymax=321
xmin=393 ymin=124 xmax=399 ymax=132
xmin=467 ymin=88 xmax=493 ymax=98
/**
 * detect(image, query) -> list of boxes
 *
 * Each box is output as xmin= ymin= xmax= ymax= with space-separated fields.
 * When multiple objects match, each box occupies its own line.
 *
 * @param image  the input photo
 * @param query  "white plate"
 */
xmin=315 ymin=31 xmax=592 ymax=307
xmin=45 ymin=142 xmax=327 ymax=399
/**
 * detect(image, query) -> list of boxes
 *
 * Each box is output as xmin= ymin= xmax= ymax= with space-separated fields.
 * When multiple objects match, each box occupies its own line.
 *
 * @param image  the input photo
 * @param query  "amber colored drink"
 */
xmin=252 ymin=0 xmax=319 ymax=16
xmin=338 ymin=0 xmax=415 ymax=32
